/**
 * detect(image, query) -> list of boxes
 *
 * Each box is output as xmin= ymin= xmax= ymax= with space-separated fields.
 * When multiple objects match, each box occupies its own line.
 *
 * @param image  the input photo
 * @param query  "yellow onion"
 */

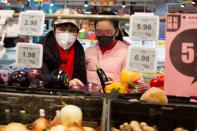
xmin=32 ymin=118 xmax=50 ymax=131
xmin=66 ymin=126 xmax=85 ymax=131
xmin=49 ymin=125 xmax=67 ymax=131
xmin=60 ymin=105 xmax=82 ymax=127
xmin=50 ymin=116 xmax=62 ymax=127
xmin=5 ymin=122 xmax=28 ymax=131
xmin=83 ymin=127 xmax=96 ymax=131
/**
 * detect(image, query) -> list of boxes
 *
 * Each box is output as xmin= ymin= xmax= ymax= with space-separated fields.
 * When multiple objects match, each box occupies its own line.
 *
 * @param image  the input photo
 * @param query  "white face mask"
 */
xmin=55 ymin=32 xmax=77 ymax=50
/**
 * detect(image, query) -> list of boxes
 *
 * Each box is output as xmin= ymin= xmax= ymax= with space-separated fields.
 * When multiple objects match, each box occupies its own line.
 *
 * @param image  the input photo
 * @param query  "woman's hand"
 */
xmin=69 ymin=78 xmax=84 ymax=88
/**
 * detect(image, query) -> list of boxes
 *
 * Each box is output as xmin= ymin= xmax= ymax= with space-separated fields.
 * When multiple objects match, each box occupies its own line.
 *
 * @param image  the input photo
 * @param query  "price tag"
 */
xmin=130 ymin=13 xmax=160 ymax=41
xmin=18 ymin=11 xmax=45 ymax=36
xmin=16 ymin=42 xmax=43 ymax=68
xmin=126 ymin=46 xmax=157 ymax=73
xmin=132 ymin=40 xmax=142 ymax=47
xmin=157 ymin=40 xmax=165 ymax=48
xmin=143 ymin=41 xmax=156 ymax=48
xmin=0 ymin=10 xmax=14 ymax=25
xmin=0 ymin=70 xmax=8 ymax=82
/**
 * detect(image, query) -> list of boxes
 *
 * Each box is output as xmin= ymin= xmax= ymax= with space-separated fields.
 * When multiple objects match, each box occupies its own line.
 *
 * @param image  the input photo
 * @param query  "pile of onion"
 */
xmin=32 ymin=117 xmax=50 ymax=131
xmin=60 ymin=105 xmax=82 ymax=127
xmin=49 ymin=125 xmax=67 ymax=131
xmin=4 ymin=122 xmax=28 ymax=131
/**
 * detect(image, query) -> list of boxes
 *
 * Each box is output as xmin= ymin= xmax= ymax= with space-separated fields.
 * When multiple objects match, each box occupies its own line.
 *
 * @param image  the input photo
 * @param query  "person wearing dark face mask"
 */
xmin=85 ymin=11 xmax=129 ymax=85
xmin=40 ymin=9 xmax=87 ymax=87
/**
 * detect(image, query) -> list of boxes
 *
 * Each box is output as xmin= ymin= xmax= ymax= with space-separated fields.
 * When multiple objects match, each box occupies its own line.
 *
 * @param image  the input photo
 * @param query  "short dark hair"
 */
xmin=95 ymin=11 xmax=123 ymax=41
xmin=95 ymin=11 xmax=119 ymax=30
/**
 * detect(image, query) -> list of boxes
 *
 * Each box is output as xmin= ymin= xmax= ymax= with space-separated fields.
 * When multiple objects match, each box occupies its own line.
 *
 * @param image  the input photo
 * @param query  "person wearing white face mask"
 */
xmin=40 ymin=8 xmax=87 ymax=87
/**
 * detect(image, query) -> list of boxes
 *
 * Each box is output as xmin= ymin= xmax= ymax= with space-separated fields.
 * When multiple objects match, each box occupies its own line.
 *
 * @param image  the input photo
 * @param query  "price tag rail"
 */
xmin=12 ymin=13 xmax=166 ymax=21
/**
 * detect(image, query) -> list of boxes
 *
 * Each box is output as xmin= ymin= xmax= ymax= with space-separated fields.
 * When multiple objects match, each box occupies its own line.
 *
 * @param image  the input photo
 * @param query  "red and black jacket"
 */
xmin=39 ymin=30 xmax=87 ymax=84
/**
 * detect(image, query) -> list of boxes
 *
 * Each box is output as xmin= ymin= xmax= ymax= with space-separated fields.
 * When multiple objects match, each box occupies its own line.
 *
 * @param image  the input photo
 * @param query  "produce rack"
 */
xmin=107 ymin=94 xmax=197 ymax=131
xmin=1 ymin=12 xmax=197 ymax=131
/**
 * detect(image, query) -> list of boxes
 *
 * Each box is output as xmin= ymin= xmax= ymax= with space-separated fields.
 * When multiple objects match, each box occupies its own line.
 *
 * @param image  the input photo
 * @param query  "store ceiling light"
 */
xmin=180 ymin=4 xmax=185 ymax=8
xmin=50 ymin=3 xmax=54 ymax=7
xmin=122 ymin=1 xmax=126 ymax=8
xmin=192 ymin=0 xmax=197 ymax=4
xmin=84 ymin=1 xmax=88 ymax=8
xmin=2 ymin=0 xmax=7 ymax=3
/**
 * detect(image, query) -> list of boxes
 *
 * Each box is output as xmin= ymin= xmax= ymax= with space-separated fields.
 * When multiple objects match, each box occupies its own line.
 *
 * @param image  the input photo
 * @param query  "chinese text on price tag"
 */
xmin=126 ymin=47 xmax=157 ymax=73
xmin=16 ymin=43 xmax=43 ymax=68
xmin=130 ymin=13 xmax=159 ymax=41
xmin=18 ymin=11 xmax=45 ymax=36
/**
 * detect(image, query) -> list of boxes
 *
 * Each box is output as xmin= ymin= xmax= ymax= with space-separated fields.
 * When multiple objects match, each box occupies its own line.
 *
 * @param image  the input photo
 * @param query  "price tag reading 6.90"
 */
xmin=16 ymin=43 xmax=43 ymax=68
xmin=18 ymin=11 xmax=45 ymax=36
xmin=126 ymin=47 xmax=157 ymax=73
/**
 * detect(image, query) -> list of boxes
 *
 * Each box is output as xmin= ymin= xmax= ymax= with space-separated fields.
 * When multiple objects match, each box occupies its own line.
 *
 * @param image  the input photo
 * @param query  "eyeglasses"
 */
xmin=95 ymin=30 xmax=116 ymax=36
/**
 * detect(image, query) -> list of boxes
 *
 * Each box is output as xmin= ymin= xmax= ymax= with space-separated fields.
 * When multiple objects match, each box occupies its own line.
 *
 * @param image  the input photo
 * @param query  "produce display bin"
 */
xmin=0 ymin=90 xmax=106 ymax=130
xmin=107 ymin=94 xmax=197 ymax=131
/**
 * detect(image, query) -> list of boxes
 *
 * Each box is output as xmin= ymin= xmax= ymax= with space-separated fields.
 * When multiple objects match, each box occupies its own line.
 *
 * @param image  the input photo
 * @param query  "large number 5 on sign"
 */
xmin=181 ymin=43 xmax=195 ymax=64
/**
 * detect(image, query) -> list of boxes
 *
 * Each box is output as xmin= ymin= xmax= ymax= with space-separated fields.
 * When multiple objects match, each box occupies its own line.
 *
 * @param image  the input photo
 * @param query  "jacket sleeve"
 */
xmin=38 ymin=32 xmax=57 ymax=81
xmin=73 ymin=42 xmax=87 ymax=84
xmin=79 ymin=51 xmax=87 ymax=84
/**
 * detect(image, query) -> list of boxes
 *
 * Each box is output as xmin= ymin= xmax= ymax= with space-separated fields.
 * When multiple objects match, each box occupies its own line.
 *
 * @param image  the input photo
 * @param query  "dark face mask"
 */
xmin=97 ymin=36 xmax=114 ymax=48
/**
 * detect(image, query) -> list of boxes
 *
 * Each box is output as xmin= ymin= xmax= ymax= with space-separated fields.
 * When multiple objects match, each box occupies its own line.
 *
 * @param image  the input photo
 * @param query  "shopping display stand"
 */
xmin=0 ymin=12 xmax=197 ymax=131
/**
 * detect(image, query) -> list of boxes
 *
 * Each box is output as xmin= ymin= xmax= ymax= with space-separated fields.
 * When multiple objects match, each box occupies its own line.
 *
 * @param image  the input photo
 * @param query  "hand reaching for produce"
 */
xmin=69 ymin=79 xmax=84 ymax=88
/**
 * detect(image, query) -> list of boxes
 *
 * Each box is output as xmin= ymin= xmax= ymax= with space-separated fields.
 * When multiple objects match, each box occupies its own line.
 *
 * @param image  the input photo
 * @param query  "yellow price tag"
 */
xmin=157 ymin=40 xmax=165 ymax=48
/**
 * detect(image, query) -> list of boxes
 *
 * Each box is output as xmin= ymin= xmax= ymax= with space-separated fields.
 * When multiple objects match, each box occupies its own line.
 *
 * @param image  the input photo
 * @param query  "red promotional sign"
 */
xmin=165 ymin=13 xmax=197 ymax=97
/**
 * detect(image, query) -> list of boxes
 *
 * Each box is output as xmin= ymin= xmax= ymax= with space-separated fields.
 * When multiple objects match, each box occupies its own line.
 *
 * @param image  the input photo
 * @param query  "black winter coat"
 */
xmin=39 ymin=30 xmax=87 ymax=84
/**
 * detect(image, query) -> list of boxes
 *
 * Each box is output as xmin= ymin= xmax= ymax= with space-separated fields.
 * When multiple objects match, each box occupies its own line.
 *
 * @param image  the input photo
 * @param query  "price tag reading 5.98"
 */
xmin=130 ymin=14 xmax=159 ymax=41
xmin=18 ymin=11 xmax=45 ymax=36
xmin=137 ymin=24 xmax=152 ymax=31
xmin=16 ymin=43 xmax=43 ymax=68
xmin=126 ymin=47 xmax=157 ymax=73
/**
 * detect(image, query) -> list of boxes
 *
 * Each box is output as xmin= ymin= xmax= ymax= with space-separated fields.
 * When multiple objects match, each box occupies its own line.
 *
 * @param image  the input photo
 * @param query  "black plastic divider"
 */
xmin=0 ymin=85 xmax=103 ymax=96
xmin=0 ymin=91 xmax=105 ymax=130
xmin=108 ymin=94 xmax=197 ymax=131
